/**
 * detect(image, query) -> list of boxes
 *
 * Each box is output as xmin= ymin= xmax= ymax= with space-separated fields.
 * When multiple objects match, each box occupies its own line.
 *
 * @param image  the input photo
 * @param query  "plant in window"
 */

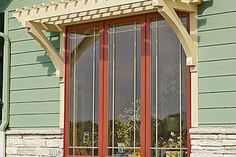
xmin=161 ymin=132 xmax=181 ymax=148
xmin=160 ymin=131 xmax=184 ymax=157
xmin=114 ymin=99 xmax=141 ymax=156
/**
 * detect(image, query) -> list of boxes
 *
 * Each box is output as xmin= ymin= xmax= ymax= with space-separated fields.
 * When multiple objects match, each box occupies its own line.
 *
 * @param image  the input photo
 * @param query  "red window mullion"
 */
xmin=187 ymin=66 xmax=191 ymax=157
xmin=145 ymin=15 xmax=151 ymax=157
xmin=140 ymin=17 xmax=147 ymax=157
xmin=102 ymin=22 xmax=108 ymax=157
xmin=98 ymin=22 xmax=107 ymax=157
xmin=64 ymin=28 xmax=70 ymax=157
xmin=64 ymin=13 xmax=191 ymax=157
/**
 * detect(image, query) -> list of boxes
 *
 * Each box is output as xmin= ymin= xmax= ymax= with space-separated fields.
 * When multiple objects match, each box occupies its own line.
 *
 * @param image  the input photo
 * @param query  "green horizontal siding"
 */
xmin=199 ymin=76 xmax=236 ymax=93
xmin=199 ymin=27 xmax=236 ymax=47
xmin=11 ymin=62 xmax=56 ymax=78
xmin=9 ymin=114 xmax=59 ymax=128
xmin=10 ymin=76 xmax=59 ymax=90
xmin=9 ymin=28 xmax=60 ymax=42
xmin=199 ymin=92 xmax=236 ymax=109
xmin=199 ymin=60 xmax=236 ymax=77
xmin=6 ymin=5 xmax=61 ymax=128
xmin=198 ymin=11 xmax=236 ymax=31
xmin=8 ymin=18 xmax=23 ymax=30
xmin=9 ymin=28 xmax=33 ymax=42
xmin=198 ymin=0 xmax=236 ymax=16
xmin=199 ymin=43 xmax=236 ymax=62
xmin=11 ymin=40 xmax=44 ymax=54
xmin=10 ymin=101 xmax=60 ymax=115
xmin=199 ymin=108 xmax=236 ymax=125
xmin=10 ymin=88 xmax=60 ymax=103
xmin=198 ymin=0 xmax=236 ymax=126
xmin=11 ymin=51 xmax=52 ymax=66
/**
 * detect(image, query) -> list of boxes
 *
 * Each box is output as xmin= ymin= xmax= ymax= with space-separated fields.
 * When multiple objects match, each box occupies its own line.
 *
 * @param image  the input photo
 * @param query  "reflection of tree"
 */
xmin=69 ymin=121 xmax=98 ymax=155
xmin=151 ymin=114 xmax=187 ymax=157
xmin=159 ymin=63 xmax=179 ymax=120
xmin=108 ymin=99 xmax=141 ymax=156
xmin=150 ymin=55 xmax=187 ymax=156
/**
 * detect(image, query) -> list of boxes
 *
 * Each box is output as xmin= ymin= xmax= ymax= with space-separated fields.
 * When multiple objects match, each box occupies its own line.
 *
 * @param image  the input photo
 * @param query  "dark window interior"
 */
xmin=0 ymin=12 xmax=4 ymax=122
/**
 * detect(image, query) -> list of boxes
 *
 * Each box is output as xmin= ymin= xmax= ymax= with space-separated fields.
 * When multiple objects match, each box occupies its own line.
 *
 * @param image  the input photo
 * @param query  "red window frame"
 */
xmin=64 ymin=12 xmax=191 ymax=157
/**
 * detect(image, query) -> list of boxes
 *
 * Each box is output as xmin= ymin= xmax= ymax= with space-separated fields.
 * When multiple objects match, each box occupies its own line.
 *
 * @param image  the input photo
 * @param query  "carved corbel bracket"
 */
xmin=25 ymin=22 xmax=65 ymax=78
xmin=153 ymin=0 xmax=201 ymax=72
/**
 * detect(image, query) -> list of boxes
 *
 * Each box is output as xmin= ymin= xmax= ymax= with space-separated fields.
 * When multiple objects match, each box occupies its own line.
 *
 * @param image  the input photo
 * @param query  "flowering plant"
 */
xmin=160 ymin=132 xmax=181 ymax=148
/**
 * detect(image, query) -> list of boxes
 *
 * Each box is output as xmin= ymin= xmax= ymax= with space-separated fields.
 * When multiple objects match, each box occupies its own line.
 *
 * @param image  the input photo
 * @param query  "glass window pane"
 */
xmin=150 ymin=18 xmax=187 ymax=152
xmin=107 ymin=148 xmax=141 ymax=157
xmin=69 ymin=27 xmax=100 ymax=156
xmin=107 ymin=22 xmax=141 ymax=156
xmin=150 ymin=149 xmax=187 ymax=157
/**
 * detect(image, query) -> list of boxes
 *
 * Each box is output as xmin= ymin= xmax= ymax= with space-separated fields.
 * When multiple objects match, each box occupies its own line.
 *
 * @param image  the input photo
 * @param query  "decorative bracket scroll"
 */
xmin=25 ymin=22 xmax=65 ymax=78
xmin=153 ymin=0 xmax=202 ymax=70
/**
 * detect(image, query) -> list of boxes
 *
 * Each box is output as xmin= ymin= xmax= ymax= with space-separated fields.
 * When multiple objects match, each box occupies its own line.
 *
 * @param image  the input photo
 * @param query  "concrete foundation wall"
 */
xmin=190 ymin=127 xmax=236 ymax=157
xmin=5 ymin=129 xmax=63 ymax=157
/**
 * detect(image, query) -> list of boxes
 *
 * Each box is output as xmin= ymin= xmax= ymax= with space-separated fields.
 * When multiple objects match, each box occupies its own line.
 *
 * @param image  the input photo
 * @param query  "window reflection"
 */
xmin=69 ymin=27 xmax=100 ymax=156
xmin=150 ymin=18 xmax=187 ymax=157
xmin=107 ymin=22 xmax=141 ymax=157
xmin=67 ymin=15 xmax=188 ymax=157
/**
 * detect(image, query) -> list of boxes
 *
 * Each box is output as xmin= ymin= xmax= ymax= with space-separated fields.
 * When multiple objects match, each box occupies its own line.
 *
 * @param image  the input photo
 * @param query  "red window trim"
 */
xmin=64 ymin=12 xmax=191 ymax=157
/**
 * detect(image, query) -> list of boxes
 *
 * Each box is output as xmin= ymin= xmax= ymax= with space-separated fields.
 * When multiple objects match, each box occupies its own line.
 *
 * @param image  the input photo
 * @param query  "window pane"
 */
xmin=150 ymin=149 xmax=187 ymax=157
xmin=150 ymin=19 xmax=187 ymax=153
xmin=69 ymin=27 xmax=100 ymax=156
xmin=107 ymin=22 xmax=141 ymax=156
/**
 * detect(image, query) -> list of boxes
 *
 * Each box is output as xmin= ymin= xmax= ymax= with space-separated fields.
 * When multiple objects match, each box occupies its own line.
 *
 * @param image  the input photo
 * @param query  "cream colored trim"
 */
xmin=190 ymin=11 xmax=198 ymax=127
xmin=152 ymin=0 xmax=200 ymax=126
xmin=26 ymin=22 xmax=65 ymax=78
xmin=153 ymin=0 xmax=196 ymax=12
xmin=59 ymin=79 xmax=65 ymax=129
xmin=14 ymin=0 xmax=154 ymax=25
xmin=153 ymin=0 xmax=199 ymax=66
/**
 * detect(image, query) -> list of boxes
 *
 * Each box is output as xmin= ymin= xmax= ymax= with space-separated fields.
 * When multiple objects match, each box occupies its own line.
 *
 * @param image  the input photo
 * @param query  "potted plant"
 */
xmin=161 ymin=132 xmax=183 ymax=157
xmin=114 ymin=99 xmax=141 ymax=157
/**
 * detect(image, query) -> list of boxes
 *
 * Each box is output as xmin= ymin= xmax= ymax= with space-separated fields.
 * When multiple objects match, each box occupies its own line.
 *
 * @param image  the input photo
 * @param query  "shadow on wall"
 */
xmin=0 ymin=0 xmax=13 ymax=11
xmin=198 ymin=0 xmax=214 ymax=43
xmin=36 ymin=32 xmax=61 ymax=75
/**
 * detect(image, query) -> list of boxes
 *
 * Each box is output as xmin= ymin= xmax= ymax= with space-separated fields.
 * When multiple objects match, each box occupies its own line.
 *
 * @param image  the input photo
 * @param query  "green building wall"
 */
xmin=2 ymin=0 xmax=61 ymax=128
xmin=1 ymin=0 xmax=236 ymax=128
xmin=198 ymin=0 xmax=236 ymax=126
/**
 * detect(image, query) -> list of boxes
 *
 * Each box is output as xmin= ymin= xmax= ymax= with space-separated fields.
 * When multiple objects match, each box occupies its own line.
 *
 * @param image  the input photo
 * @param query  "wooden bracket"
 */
xmin=153 ymin=0 xmax=201 ymax=70
xmin=25 ymin=22 xmax=65 ymax=78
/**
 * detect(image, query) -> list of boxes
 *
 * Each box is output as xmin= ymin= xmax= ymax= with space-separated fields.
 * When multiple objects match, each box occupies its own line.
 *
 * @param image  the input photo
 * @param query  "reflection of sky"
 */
xmin=150 ymin=20 xmax=187 ymax=121
xmin=70 ymin=33 xmax=100 ymax=122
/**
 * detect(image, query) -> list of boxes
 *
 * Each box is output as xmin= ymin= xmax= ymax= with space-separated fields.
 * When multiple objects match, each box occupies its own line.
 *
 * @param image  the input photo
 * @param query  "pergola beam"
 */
xmin=13 ymin=0 xmax=202 ymax=77
xmin=153 ymin=0 xmax=196 ymax=12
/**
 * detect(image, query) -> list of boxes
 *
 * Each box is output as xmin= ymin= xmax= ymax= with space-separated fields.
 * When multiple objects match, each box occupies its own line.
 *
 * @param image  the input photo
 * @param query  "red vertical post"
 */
xmin=187 ymin=66 xmax=191 ymax=157
xmin=103 ymin=22 xmax=108 ymax=157
xmin=98 ymin=23 xmax=106 ymax=157
xmin=145 ymin=16 xmax=151 ymax=157
xmin=140 ymin=18 xmax=147 ymax=157
xmin=64 ymin=28 xmax=70 ymax=157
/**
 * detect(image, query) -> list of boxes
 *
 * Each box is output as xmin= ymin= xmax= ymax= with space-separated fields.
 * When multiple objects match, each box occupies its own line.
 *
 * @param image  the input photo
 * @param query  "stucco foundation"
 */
xmin=5 ymin=129 xmax=63 ymax=157
xmin=190 ymin=127 xmax=236 ymax=157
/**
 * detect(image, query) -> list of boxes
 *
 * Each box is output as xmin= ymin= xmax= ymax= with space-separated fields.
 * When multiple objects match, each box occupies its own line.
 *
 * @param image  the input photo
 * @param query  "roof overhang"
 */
xmin=13 ymin=0 xmax=202 ymax=78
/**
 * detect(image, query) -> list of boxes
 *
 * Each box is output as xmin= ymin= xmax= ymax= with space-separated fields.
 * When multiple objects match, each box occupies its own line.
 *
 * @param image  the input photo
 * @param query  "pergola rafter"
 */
xmin=14 ymin=0 xmax=202 ymax=78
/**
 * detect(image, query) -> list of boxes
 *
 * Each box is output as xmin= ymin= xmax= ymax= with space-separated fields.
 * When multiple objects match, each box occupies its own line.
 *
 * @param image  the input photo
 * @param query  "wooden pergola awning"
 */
xmin=14 ymin=0 xmax=202 ymax=78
